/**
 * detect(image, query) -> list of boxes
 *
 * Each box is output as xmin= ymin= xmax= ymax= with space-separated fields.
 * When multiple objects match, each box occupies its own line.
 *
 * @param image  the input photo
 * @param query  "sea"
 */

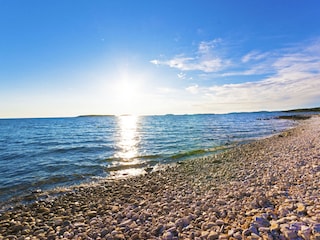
xmin=0 ymin=112 xmax=302 ymax=205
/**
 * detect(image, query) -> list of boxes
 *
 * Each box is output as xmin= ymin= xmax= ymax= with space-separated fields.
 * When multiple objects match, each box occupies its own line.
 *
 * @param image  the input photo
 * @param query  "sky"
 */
xmin=1 ymin=0 xmax=320 ymax=118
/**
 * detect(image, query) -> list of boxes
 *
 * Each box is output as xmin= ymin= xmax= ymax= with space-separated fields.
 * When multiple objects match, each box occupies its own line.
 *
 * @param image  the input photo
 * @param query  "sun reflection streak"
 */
xmin=115 ymin=115 xmax=140 ymax=162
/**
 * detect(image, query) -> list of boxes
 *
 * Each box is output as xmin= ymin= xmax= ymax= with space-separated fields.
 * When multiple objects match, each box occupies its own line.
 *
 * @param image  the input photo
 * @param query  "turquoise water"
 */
xmin=0 ymin=112 xmax=295 ymax=204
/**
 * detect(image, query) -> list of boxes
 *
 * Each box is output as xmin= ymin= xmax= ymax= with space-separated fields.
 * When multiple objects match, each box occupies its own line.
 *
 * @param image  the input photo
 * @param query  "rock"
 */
xmin=73 ymin=222 xmax=86 ymax=228
xmin=21 ymin=229 xmax=30 ymax=235
xmin=201 ymin=231 xmax=209 ymax=238
xmin=63 ymin=231 xmax=73 ymax=238
xmin=4 ymin=235 xmax=17 ymax=240
xmin=250 ymin=233 xmax=261 ymax=240
xmin=175 ymin=217 xmax=190 ymax=228
xmin=11 ymin=224 xmax=23 ymax=233
xmin=296 ymin=203 xmax=307 ymax=214
xmin=313 ymin=224 xmax=320 ymax=234
xmin=111 ymin=205 xmax=120 ymax=212
xmin=242 ymin=228 xmax=251 ymax=237
xmin=205 ymin=222 xmax=217 ymax=229
xmin=248 ymin=225 xmax=259 ymax=235
xmin=53 ymin=217 xmax=63 ymax=226
xmin=63 ymin=220 xmax=71 ymax=227
xmin=260 ymin=232 xmax=274 ymax=240
xmin=37 ymin=207 xmax=50 ymax=214
xmin=215 ymin=219 xmax=225 ymax=226
xmin=258 ymin=227 xmax=270 ymax=233
xmin=48 ymin=233 xmax=57 ymax=240
xmin=119 ymin=219 xmax=133 ymax=227
xmin=208 ymin=231 xmax=219 ymax=240
xmin=233 ymin=231 xmax=242 ymax=240
xmin=270 ymin=221 xmax=279 ymax=231
xmin=114 ymin=233 xmax=125 ymax=239
xmin=253 ymin=216 xmax=270 ymax=227
xmin=87 ymin=210 xmax=97 ymax=218
xmin=101 ymin=229 xmax=109 ymax=237
xmin=217 ymin=199 xmax=227 ymax=205
xmin=167 ymin=227 xmax=178 ymax=237
xmin=131 ymin=233 xmax=140 ymax=240
xmin=162 ymin=231 xmax=173 ymax=240
xmin=152 ymin=224 xmax=164 ymax=236
xmin=218 ymin=234 xmax=229 ymax=240
xmin=298 ymin=225 xmax=311 ymax=239
xmin=282 ymin=228 xmax=298 ymax=239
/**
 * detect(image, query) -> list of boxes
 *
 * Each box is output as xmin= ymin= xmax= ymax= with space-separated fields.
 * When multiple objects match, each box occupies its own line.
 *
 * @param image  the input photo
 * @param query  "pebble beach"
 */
xmin=0 ymin=115 xmax=319 ymax=239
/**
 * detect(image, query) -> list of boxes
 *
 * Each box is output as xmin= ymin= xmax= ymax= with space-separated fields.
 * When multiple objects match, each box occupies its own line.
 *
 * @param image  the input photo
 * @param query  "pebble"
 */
xmin=208 ymin=231 xmax=219 ymax=239
xmin=0 ymin=115 xmax=319 ymax=239
xmin=87 ymin=210 xmax=97 ymax=218
xmin=215 ymin=219 xmax=225 ymax=226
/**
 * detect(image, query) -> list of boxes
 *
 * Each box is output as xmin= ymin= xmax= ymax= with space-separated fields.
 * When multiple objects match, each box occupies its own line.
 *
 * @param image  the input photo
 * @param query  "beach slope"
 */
xmin=0 ymin=116 xmax=319 ymax=239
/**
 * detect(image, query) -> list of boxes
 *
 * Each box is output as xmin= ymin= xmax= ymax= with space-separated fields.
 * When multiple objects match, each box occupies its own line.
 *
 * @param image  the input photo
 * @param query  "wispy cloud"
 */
xmin=150 ymin=56 xmax=226 ymax=73
xmin=241 ymin=50 xmax=271 ymax=63
xmin=198 ymin=38 xmax=221 ymax=54
xmin=182 ymin=39 xmax=320 ymax=112
xmin=150 ymin=38 xmax=230 ymax=73
xmin=150 ymin=38 xmax=320 ymax=112
xmin=222 ymin=39 xmax=320 ymax=78
xmin=177 ymin=72 xmax=186 ymax=79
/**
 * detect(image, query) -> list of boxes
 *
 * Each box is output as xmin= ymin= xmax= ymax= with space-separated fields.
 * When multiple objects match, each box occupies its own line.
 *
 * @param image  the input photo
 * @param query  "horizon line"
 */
xmin=1 ymin=107 xmax=319 ymax=120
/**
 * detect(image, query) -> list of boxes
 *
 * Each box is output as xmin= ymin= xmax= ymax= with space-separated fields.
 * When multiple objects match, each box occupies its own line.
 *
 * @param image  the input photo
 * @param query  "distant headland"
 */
xmin=282 ymin=107 xmax=320 ymax=112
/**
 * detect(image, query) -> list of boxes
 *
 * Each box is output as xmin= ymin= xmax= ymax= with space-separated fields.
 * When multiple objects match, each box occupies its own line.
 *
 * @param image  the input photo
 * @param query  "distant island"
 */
xmin=75 ymin=107 xmax=320 ymax=118
xmin=283 ymin=107 xmax=320 ymax=112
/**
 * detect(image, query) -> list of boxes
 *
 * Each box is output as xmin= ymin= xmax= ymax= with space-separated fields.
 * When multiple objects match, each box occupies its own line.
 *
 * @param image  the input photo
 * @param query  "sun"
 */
xmin=116 ymin=80 xmax=137 ymax=101
xmin=99 ymin=62 xmax=152 ymax=115
xmin=112 ymin=75 xmax=142 ymax=115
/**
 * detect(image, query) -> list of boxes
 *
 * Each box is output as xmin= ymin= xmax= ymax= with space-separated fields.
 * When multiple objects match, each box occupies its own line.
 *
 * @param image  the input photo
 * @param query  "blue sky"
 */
xmin=1 ymin=0 xmax=320 ymax=117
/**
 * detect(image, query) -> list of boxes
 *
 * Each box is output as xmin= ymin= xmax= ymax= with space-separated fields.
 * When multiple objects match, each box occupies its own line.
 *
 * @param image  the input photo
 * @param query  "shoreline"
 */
xmin=0 ymin=116 xmax=319 ymax=239
xmin=0 ymin=112 xmax=302 ymax=206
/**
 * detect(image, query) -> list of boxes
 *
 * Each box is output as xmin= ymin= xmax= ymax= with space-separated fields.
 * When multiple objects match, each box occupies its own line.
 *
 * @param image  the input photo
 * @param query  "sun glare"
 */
xmin=98 ymin=63 xmax=154 ymax=116
xmin=112 ymin=81 xmax=138 ymax=114
xmin=116 ymin=80 xmax=137 ymax=101
xmin=110 ymin=67 xmax=146 ymax=115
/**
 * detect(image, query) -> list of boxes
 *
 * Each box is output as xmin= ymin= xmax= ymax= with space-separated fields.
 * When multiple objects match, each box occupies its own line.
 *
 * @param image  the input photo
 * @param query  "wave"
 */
xmin=101 ymin=153 xmax=163 ymax=163
xmin=43 ymin=145 xmax=114 ymax=155
xmin=105 ymin=162 xmax=156 ymax=172
xmin=164 ymin=144 xmax=235 ymax=162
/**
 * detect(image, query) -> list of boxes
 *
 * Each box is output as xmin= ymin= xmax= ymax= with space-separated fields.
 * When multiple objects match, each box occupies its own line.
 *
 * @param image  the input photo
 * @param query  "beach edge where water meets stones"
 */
xmin=0 ymin=115 xmax=319 ymax=239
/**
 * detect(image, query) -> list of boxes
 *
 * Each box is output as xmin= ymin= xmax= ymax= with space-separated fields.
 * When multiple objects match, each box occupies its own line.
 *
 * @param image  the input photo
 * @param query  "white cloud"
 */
xmin=186 ymin=84 xmax=199 ymax=94
xmin=150 ymin=39 xmax=229 ymax=73
xmin=167 ymin=56 xmax=194 ymax=70
xmin=221 ymin=65 xmax=272 ymax=77
xmin=150 ymin=59 xmax=159 ymax=65
xmin=150 ymin=38 xmax=320 ymax=113
xmin=191 ymin=74 xmax=319 ymax=113
xmin=184 ymin=40 xmax=320 ymax=112
xmin=177 ymin=72 xmax=186 ymax=79
xmin=241 ymin=50 xmax=270 ymax=63
xmin=198 ymin=38 xmax=221 ymax=54
xmin=151 ymin=56 xmax=226 ymax=73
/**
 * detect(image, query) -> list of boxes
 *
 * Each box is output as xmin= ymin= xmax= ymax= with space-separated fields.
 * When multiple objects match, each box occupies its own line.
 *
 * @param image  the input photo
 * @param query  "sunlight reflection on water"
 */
xmin=110 ymin=115 xmax=146 ymax=177
xmin=114 ymin=115 xmax=140 ymax=162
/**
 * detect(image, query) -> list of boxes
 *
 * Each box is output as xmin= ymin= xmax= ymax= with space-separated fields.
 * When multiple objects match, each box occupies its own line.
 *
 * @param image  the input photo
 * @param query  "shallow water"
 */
xmin=0 ymin=112 xmax=296 ymax=203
